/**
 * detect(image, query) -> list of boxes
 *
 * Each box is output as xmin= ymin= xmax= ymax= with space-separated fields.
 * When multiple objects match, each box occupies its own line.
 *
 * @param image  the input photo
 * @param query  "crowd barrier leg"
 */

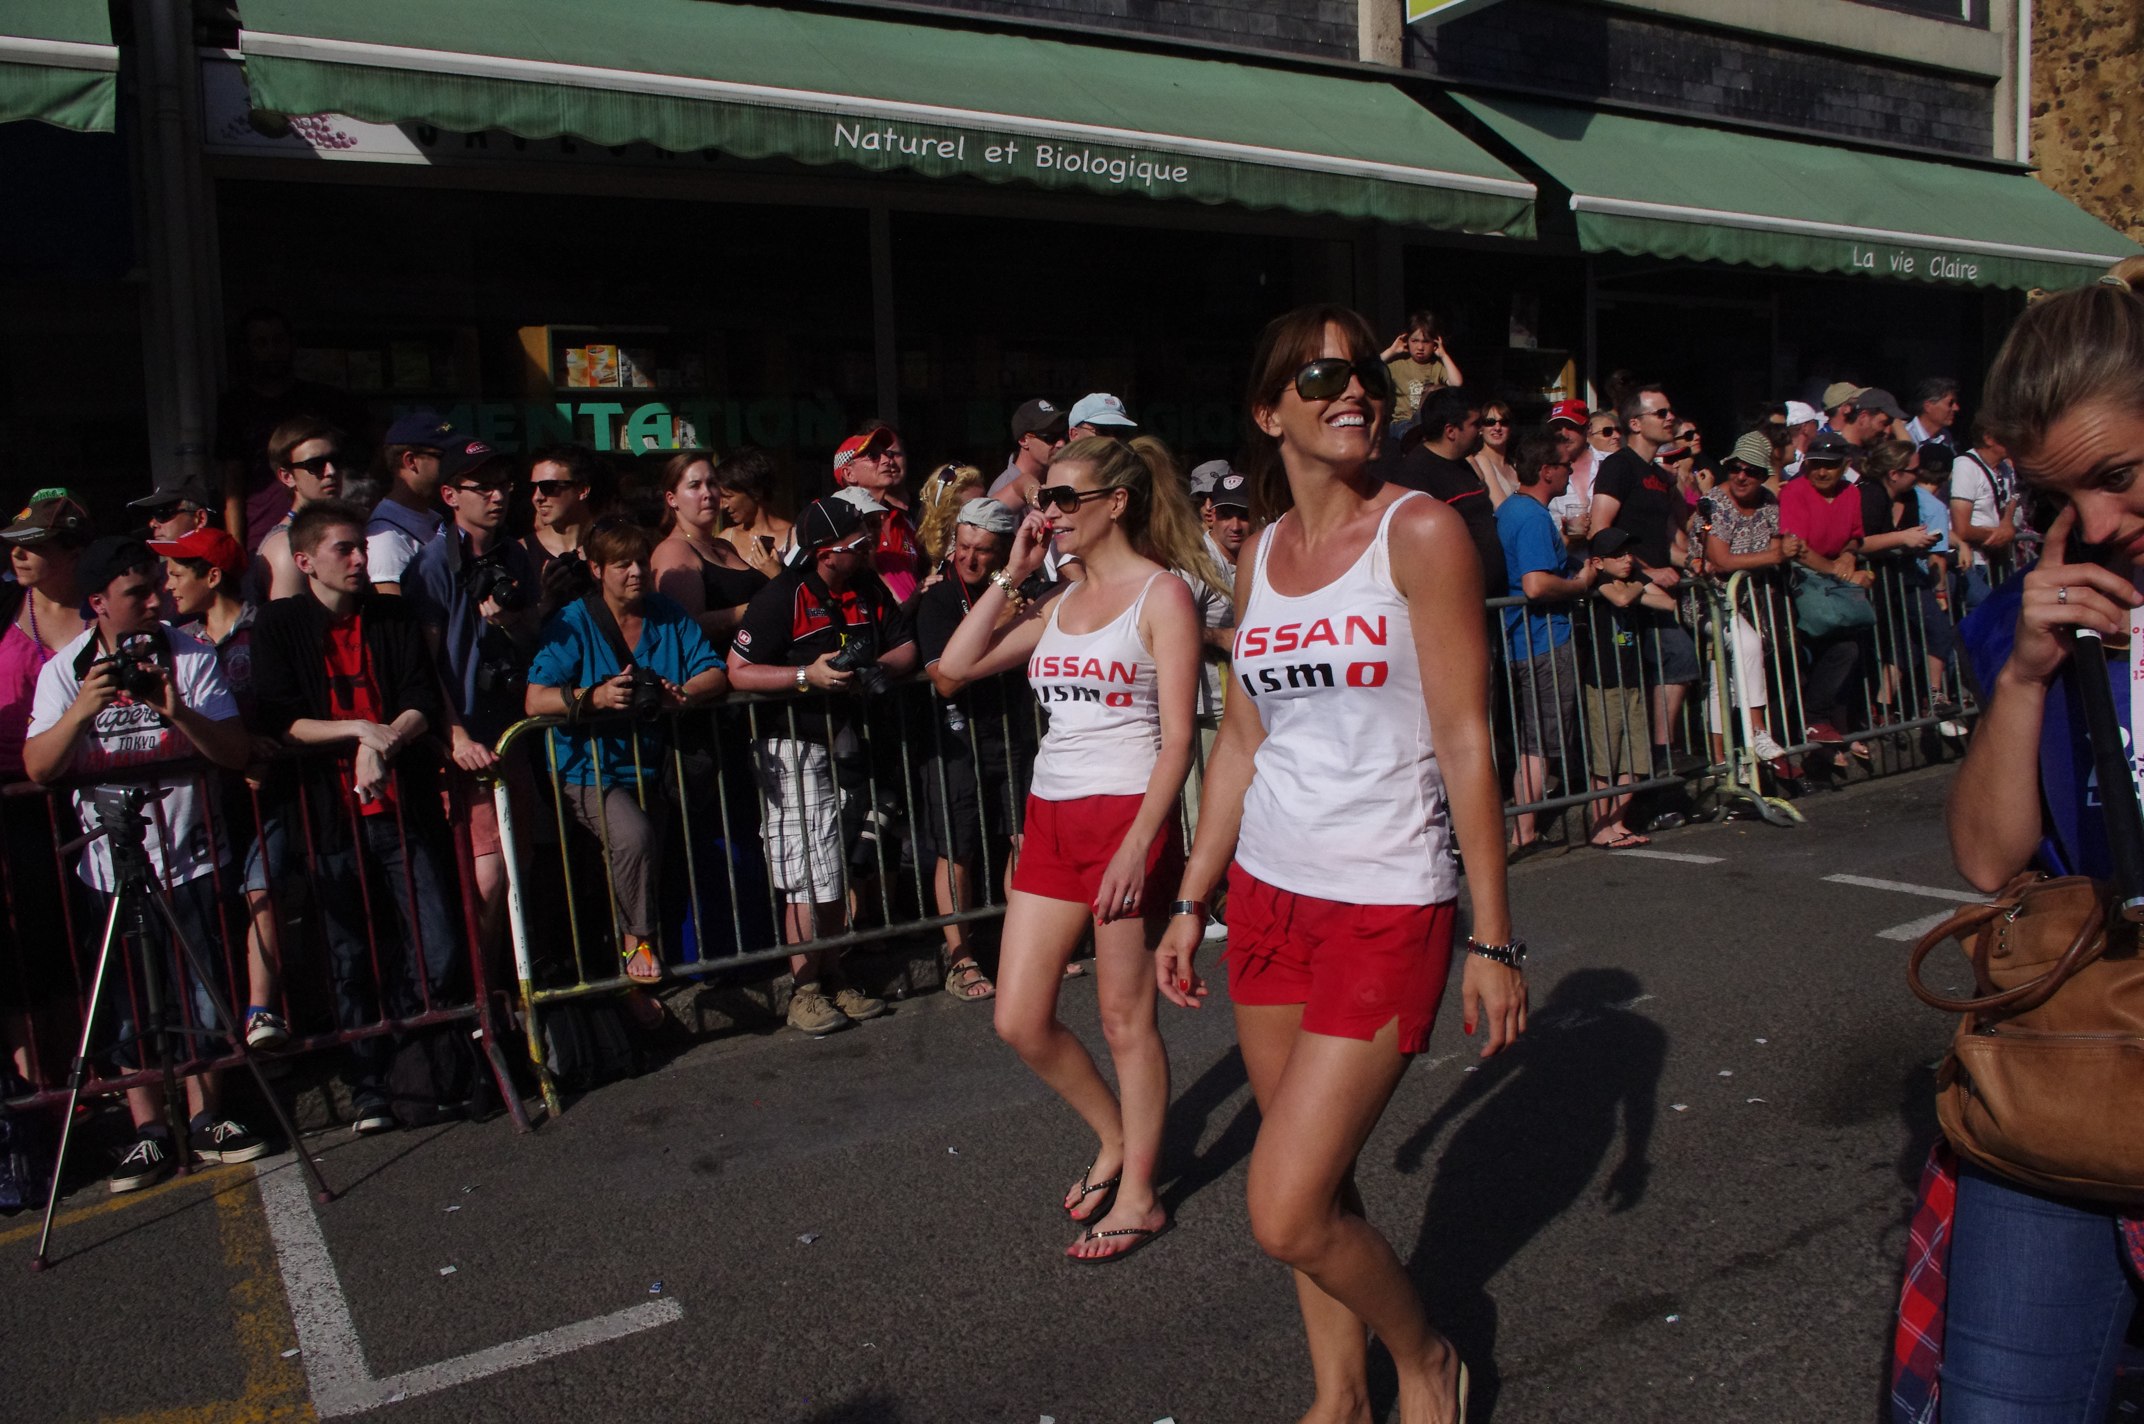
xmin=447 ymin=771 xmax=532 ymax=1134
xmin=1714 ymin=574 xmax=1804 ymax=827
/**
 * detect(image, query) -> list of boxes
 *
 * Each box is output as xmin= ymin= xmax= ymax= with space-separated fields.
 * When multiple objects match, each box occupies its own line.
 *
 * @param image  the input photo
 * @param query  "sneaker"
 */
xmin=1938 ymin=718 xmax=1972 ymax=740
xmin=190 ymin=1117 xmax=271 ymax=1164
xmin=1748 ymin=729 xmax=1787 ymax=762
xmin=1202 ymin=917 xmax=1229 ymax=943
xmin=352 ymin=1100 xmax=396 ymax=1137
xmin=787 ymin=983 xmax=849 ymax=1037
xmin=109 ymin=1133 xmax=173 ymax=1194
xmin=244 ymin=1009 xmax=291 ymax=1052
xmin=832 ymin=985 xmax=887 ymax=1022
xmin=1804 ymin=721 xmax=1846 ymax=746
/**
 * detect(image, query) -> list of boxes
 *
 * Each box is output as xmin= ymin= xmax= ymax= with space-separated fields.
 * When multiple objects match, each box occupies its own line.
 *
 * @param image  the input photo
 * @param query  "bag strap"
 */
xmin=579 ymin=592 xmax=637 ymax=671
xmin=1906 ymin=879 xmax=2114 ymax=1014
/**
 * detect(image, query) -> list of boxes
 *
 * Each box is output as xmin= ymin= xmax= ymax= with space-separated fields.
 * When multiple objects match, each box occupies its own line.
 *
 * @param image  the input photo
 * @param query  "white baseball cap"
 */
xmin=1785 ymin=401 xmax=1821 ymax=428
xmin=832 ymin=486 xmax=889 ymax=516
xmin=1068 ymin=392 xmax=1136 ymax=430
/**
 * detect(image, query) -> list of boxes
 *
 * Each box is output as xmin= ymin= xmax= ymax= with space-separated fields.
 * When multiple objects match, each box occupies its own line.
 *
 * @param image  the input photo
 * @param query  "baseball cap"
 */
xmin=2 ymin=488 xmax=92 ymax=545
xmin=383 ymin=411 xmax=461 ymax=448
xmin=832 ymin=427 xmax=896 ymax=477
xmin=1784 ymin=400 xmax=1822 ymax=428
xmin=1010 ymin=398 xmax=1067 ymax=443
xmin=1188 ymin=459 xmax=1233 ymax=497
xmin=1547 ymin=399 xmax=1589 ymax=429
xmin=1803 ymin=430 xmax=1855 ymax=464
xmin=832 ymin=486 xmax=889 ymax=517
xmin=1916 ymin=441 xmax=1956 ymax=476
xmin=76 ymin=535 xmax=157 ymax=596
xmin=1210 ymin=471 xmax=1252 ymax=511
xmin=956 ymin=498 xmax=1018 ymax=537
xmin=148 ymin=527 xmax=246 ymax=580
xmin=1726 ymin=431 xmax=1774 ymax=470
xmin=1821 ymin=382 xmax=1868 ymax=413
xmin=1068 ymin=393 xmax=1136 ymax=430
xmin=796 ymin=496 xmax=868 ymax=553
xmin=127 ymin=476 xmax=214 ymax=512
xmin=439 ymin=437 xmax=508 ymax=483
xmin=1590 ymin=527 xmax=1637 ymax=559
xmin=1858 ymin=387 xmax=1909 ymax=421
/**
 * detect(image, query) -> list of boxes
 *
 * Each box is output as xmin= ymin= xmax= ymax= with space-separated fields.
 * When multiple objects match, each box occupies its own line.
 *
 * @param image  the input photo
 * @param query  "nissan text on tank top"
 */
xmin=1026 ymin=572 xmax=1166 ymax=801
xmin=1232 ymin=492 xmax=1458 ymax=906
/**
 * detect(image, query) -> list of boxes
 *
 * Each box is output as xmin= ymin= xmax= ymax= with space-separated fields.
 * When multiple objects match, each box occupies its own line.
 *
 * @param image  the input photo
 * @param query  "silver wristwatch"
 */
xmin=1466 ymin=935 xmax=1527 ymax=969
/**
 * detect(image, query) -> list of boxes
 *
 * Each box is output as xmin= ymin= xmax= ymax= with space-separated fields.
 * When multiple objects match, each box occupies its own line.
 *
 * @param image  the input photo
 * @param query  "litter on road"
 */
xmin=439 ymin=1265 xmax=458 ymax=1276
xmin=798 ymin=1232 xmax=821 ymax=1245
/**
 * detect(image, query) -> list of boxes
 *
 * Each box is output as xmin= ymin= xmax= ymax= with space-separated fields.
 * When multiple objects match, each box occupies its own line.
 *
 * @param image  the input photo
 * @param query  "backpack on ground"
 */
xmin=540 ymin=999 xmax=641 ymax=1095
xmin=386 ymin=1025 xmax=495 ymax=1128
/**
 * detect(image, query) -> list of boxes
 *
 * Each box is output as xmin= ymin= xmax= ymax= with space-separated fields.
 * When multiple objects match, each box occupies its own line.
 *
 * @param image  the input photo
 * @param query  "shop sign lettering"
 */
xmin=833 ymin=119 xmax=1193 ymax=190
xmin=1849 ymin=243 xmax=1981 ymax=284
xmin=384 ymin=398 xmax=847 ymax=456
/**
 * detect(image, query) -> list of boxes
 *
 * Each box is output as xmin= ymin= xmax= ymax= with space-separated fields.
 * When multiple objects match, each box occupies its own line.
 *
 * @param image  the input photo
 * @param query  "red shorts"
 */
xmin=1010 ymin=794 xmax=1184 ymax=909
xmin=1222 ymin=864 xmax=1456 ymax=1054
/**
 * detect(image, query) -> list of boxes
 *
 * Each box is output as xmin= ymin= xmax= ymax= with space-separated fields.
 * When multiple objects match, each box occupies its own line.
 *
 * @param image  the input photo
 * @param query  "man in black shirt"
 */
xmin=912 ymin=498 xmax=1039 ymax=1003
xmin=1588 ymin=383 xmax=1700 ymax=817
xmin=728 ymin=497 xmax=918 ymax=1035
xmin=1389 ymin=386 xmax=1507 ymax=596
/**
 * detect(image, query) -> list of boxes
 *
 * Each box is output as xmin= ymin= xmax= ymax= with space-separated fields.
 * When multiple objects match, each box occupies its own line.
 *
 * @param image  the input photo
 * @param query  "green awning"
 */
xmin=1455 ymin=94 xmax=2139 ymax=292
xmin=234 ymin=0 xmax=1535 ymax=234
xmin=0 ymin=0 xmax=118 ymax=132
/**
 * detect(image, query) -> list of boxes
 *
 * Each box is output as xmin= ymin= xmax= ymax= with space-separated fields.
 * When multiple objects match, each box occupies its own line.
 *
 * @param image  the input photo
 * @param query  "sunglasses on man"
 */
xmin=285 ymin=453 xmax=344 ymax=476
xmin=1292 ymin=357 xmax=1395 ymax=404
xmin=531 ymin=480 xmax=585 ymax=498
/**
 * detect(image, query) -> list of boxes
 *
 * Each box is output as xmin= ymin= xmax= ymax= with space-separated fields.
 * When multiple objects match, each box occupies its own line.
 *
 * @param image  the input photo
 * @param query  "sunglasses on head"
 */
xmin=1293 ymin=357 xmax=1394 ymax=404
xmin=286 ymin=454 xmax=342 ymax=476
xmin=1033 ymin=484 xmax=1115 ymax=515
xmin=531 ymin=480 xmax=583 ymax=497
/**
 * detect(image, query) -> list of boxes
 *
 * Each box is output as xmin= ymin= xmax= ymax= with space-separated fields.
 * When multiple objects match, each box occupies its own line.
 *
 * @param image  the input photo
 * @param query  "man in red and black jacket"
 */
xmin=251 ymin=499 xmax=457 ymax=1135
xmin=831 ymin=423 xmax=925 ymax=603
xmin=728 ymin=497 xmax=917 ymax=1037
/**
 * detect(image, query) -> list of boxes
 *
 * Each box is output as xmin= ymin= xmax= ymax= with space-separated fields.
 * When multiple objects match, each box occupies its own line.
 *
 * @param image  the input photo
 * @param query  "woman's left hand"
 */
xmin=1461 ymin=954 xmax=1527 ymax=1058
xmin=1092 ymin=836 xmax=1151 ymax=924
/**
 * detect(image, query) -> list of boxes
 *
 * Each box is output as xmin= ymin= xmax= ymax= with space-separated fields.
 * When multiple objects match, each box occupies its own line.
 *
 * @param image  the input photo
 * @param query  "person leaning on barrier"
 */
xmin=1856 ymin=439 xmax=1955 ymax=736
xmin=1778 ymin=430 xmax=1875 ymax=768
xmin=1494 ymin=430 xmax=1597 ymax=854
xmin=1693 ymin=432 xmax=1804 ymax=779
xmin=912 ymin=497 xmax=1038 ymax=1003
xmin=252 ymin=500 xmax=459 ymax=1138
xmin=24 ymin=536 xmax=269 ymax=1191
xmin=1577 ymin=527 xmax=1674 ymax=849
xmin=726 ymin=496 xmax=918 ymax=1037
xmin=525 ymin=518 xmax=728 ymax=991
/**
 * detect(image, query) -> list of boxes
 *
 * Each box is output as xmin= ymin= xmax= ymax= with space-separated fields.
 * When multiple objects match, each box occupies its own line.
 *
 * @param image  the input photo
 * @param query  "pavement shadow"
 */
xmin=1387 ymin=968 xmax=1666 ymax=1421
xmin=795 ymin=1390 xmax=910 ymax=1422
xmin=1157 ymin=1043 xmax=1255 ymax=1214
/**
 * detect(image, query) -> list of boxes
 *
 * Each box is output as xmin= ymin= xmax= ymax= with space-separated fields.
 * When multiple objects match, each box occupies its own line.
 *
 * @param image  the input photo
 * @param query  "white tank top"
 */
xmin=1027 ymin=572 xmax=1165 ymax=801
xmin=1232 ymin=493 xmax=1457 ymax=906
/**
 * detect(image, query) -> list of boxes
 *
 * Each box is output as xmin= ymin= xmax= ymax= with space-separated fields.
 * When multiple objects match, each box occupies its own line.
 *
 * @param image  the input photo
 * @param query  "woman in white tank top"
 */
xmin=1155 ymin=307 xmax=1528 ymax=1421
xmin=938 ymin=435 xmax=1219 ymax=1263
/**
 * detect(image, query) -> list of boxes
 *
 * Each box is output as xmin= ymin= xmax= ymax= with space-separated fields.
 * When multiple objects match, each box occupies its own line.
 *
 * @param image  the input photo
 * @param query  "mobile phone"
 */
xmin=755 ymin=535 xmax=774 ymax=554
xmin=2028 ymin=487 xmax=2066 ymax=542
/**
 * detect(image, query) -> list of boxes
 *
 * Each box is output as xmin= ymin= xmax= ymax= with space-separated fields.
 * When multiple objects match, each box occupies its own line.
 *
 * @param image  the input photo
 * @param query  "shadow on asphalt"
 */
xmin=1386 ymin=968 xmax=1667 ymax=1422
xmin=1157 ymin=1044 xmax=1255 ymax=1215
xmin=795 ymin=1389 xmax=911 ymax=1421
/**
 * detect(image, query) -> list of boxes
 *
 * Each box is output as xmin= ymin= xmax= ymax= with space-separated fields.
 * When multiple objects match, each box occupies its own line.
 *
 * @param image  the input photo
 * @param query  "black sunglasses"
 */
xmin=1293 ymin=357 xmax=1394 ymax=404
xmin=285 ymin=454 xmax=343 ymax=476
xmin=531 ymin=480 xmax=584 ymax=497
xmin=1033 ymin=484 xmax=1115 ymax=515
xmin=1480 ymin=416 xmax=1510 ymax=428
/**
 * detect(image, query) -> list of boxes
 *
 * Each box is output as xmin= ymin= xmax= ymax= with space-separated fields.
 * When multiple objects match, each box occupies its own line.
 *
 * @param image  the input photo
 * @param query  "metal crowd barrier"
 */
xmin=1 ymin=746 xmax=529 ymax=1132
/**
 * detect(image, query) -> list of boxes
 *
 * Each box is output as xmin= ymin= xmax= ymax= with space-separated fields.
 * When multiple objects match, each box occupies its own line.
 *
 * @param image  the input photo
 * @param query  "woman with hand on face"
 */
xmin=652 ymin=452 xmax=767 ymax=656
xmin=712 ymin=446 xmax=792 ymax=580
xmin=937 ymin=434 xmax=1215 ymax=1263
xmin=1154 ymin=305 xmax=1526 ymax=1424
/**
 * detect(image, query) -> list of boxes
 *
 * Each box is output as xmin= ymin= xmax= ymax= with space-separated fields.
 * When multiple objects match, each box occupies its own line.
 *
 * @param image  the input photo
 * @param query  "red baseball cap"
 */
xmin=148 ymin=527 xmax=246 ymax=580
xmin=1547 ymin=399 xmax=1589 ymax=429
xmin=831 ymin=427 xmax=896 ymax=478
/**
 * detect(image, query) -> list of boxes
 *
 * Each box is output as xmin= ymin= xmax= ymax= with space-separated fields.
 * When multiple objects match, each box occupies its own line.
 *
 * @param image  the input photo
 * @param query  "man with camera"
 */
xmin=253 ymin=501 xmax=459 ymax=1135
xmin=405 ymin=438 xmax=541 ymax=948
xmin=24 ymin=536 xmax=266 ymax=1191
xmin=728 ymin=497 xmax=918 ymax=1036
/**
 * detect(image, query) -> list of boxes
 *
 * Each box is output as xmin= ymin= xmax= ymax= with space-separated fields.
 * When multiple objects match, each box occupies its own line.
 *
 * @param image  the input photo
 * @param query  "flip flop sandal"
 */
xmin=621 ymin=942 xmax=663 ymax=984
xmin=944 ymin=958 xmax=996 ymax=1002
xmin=1066 ymin=1171 xmax=1120 ymax=1222
xmin=1066 ymin=1218 xmax=1173 ymax=1265
xmin=1592 ymin=832 xmax=1650 ymax=851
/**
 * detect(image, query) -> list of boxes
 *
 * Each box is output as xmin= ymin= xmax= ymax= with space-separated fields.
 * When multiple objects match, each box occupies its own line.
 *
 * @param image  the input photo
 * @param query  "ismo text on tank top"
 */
xmin=1026 ymin=572 xmax=1166 ymax=801
xmin=1231 ymin=493 xmax=1457 ymax=905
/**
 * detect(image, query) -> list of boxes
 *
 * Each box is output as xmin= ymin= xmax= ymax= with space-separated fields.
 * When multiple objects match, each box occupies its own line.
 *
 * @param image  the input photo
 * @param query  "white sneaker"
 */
xmin=1938 ymin=719 xmax=1972 ymax=740
xmin=1201 ymin=917 xmax=1228 ymax=943
xmin=1748 ymin=730 xmax=1787 ymax=761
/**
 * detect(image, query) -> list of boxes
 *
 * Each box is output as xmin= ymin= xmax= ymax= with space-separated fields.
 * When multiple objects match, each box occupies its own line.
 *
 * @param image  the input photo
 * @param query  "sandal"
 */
xmin=1591 ymin=832 xmax=1650 ymax=851
xmin=1066 ymin=1170 xmax=1120 ymax=1223
xmin=1062 ymin=959 xmax=1089 ymax=980
xmin=621 ymin=939 xmax=663 ymax=985
xmin=1066 ymin=1217 xmax=1173 ymax=1265
xmin=944 ymin=957 xmax=995 ymax=1003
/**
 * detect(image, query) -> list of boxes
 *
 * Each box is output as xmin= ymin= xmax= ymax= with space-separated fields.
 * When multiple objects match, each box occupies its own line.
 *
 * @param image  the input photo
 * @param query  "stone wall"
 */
xmin=2031 ymin=0 xmax=2144 ymax=241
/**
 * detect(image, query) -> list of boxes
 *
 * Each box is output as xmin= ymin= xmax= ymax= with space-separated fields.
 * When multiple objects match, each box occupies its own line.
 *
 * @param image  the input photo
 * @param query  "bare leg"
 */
xmin=934 ymin=857 xmax=971 ymax=959
xmin=1239 ymin=1002 xmax=1373 ymax=1424
xmin=1247 ymin=1019 xmax=1463 ymax=1424
xmin=242 ymin=889 xmax=282 ymax=1013
xmin=1065 ymin=911 xmax=1169 ymax=1258
xmin=785 ymin=899 xmax=845 ymax=984
xmin=1510 ymin=751 xmax=1546 ymax=845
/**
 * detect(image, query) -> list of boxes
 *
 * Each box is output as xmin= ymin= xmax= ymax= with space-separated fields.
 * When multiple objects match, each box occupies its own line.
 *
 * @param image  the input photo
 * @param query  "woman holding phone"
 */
xmin=937 ymin=434 xmax=1215 ymax=1262
xmin=1155 ymin=305 xmax=1525 ymax=1423
xmin=711 ymin=446 xmax=792 ymax=578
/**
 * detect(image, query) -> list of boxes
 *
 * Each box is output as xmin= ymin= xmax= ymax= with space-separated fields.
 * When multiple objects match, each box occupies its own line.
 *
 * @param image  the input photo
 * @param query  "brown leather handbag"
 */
xmin=1907 ymin=873 xmax=2144 ymax=1207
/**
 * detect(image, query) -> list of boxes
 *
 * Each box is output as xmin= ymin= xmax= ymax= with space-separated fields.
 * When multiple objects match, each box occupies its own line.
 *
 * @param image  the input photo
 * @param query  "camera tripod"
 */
xmin=30 ymin=787 xmax=332 ymax=1271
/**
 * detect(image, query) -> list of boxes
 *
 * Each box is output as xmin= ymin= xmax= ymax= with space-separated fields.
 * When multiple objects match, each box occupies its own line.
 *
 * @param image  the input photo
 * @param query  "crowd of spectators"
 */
xmin=0 ymin=308 xmax=2006 ymax=1194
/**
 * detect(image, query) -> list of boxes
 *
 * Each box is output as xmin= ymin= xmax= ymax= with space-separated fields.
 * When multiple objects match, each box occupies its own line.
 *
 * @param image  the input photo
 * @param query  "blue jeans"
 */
xmin=1940 ymin=1164 xmax=2140 ymax=1421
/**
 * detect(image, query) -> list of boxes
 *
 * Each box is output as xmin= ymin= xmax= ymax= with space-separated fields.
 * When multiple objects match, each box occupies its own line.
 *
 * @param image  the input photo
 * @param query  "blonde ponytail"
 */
xmin=1054 ymin=435 xmax=1227 ymax=591
xmin=1984 ymin=258 xmax=2144 ymax=459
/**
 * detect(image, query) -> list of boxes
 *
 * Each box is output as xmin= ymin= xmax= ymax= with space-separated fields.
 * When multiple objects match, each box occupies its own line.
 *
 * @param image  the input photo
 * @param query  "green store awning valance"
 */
xmin=1455 ymin=93 xmax=2139 ymax=293
xmin=233 ymin=0 xmax=1534 ymax=234
xmin=0 ymin=0 xmax=119 ymax=132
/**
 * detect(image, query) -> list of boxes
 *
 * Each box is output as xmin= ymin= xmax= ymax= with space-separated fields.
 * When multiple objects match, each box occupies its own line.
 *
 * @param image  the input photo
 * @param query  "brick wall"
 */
xmin=1411 ymin=0 xmax=1996 ymax=156
xmin=916 ymin=0 xmax=1358 ymax=60
xmin=2031 ymin=0 xmax=2144 ymax=241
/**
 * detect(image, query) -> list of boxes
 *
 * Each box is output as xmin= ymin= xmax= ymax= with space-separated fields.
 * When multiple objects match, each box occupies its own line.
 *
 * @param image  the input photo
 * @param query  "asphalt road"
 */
xmin=0 ymin=765 xmax=2015 ymax=1423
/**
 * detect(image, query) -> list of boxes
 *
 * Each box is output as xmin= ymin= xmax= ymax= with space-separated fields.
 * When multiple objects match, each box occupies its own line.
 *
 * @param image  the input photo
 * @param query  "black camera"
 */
xmin=541 ymin=551 xmax=596 ymax=607
xmin=92 ymin=633 xmax=165 ymax=701
xmin=624 ymin=663 xmax=667 ymax=718
xmin=826 ymin=631 xmax=892 ymax=696
xmin=464 ymin=556 xmax=527 ymax=613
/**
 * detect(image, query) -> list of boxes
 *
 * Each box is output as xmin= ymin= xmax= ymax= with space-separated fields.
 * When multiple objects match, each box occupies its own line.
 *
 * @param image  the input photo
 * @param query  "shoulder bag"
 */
xmin=1789 ymin=566 xmax=1877 ymax=639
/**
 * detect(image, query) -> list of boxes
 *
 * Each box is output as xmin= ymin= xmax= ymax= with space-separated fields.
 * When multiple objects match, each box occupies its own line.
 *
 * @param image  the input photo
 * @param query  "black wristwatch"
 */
xmin=1466 ymin=935 xmax=1527 ymax=969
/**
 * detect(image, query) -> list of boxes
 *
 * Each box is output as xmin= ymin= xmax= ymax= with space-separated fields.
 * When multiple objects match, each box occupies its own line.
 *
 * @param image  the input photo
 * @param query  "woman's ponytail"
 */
xmin=1054 ymin=435 xmax=1227 ymax=592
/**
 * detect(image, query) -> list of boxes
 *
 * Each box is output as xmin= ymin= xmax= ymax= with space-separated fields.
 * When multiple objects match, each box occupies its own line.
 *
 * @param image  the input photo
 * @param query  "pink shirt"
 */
xmin=1779 ymin=477 xmax=1866 ymax=560
xmin=0 ymin=620 xmax=55 ymax=780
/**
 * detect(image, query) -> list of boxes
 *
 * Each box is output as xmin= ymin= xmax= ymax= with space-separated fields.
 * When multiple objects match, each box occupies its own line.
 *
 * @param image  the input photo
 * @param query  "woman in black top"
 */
xmin=650 ymin=452 xmax=766 ymax=655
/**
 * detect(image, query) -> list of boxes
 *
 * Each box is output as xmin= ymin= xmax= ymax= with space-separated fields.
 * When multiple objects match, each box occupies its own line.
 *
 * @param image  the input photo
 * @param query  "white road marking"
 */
xmin=1876 ymin=909 xmax=1960 ymax=943
xmin=1822 ymin=874 xmax=1981 ymax=903
xmin=255 ymin=1156 xmax=683 ymax=1417
xmin=1608 ymin=849 xmax=1724 ymax=864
